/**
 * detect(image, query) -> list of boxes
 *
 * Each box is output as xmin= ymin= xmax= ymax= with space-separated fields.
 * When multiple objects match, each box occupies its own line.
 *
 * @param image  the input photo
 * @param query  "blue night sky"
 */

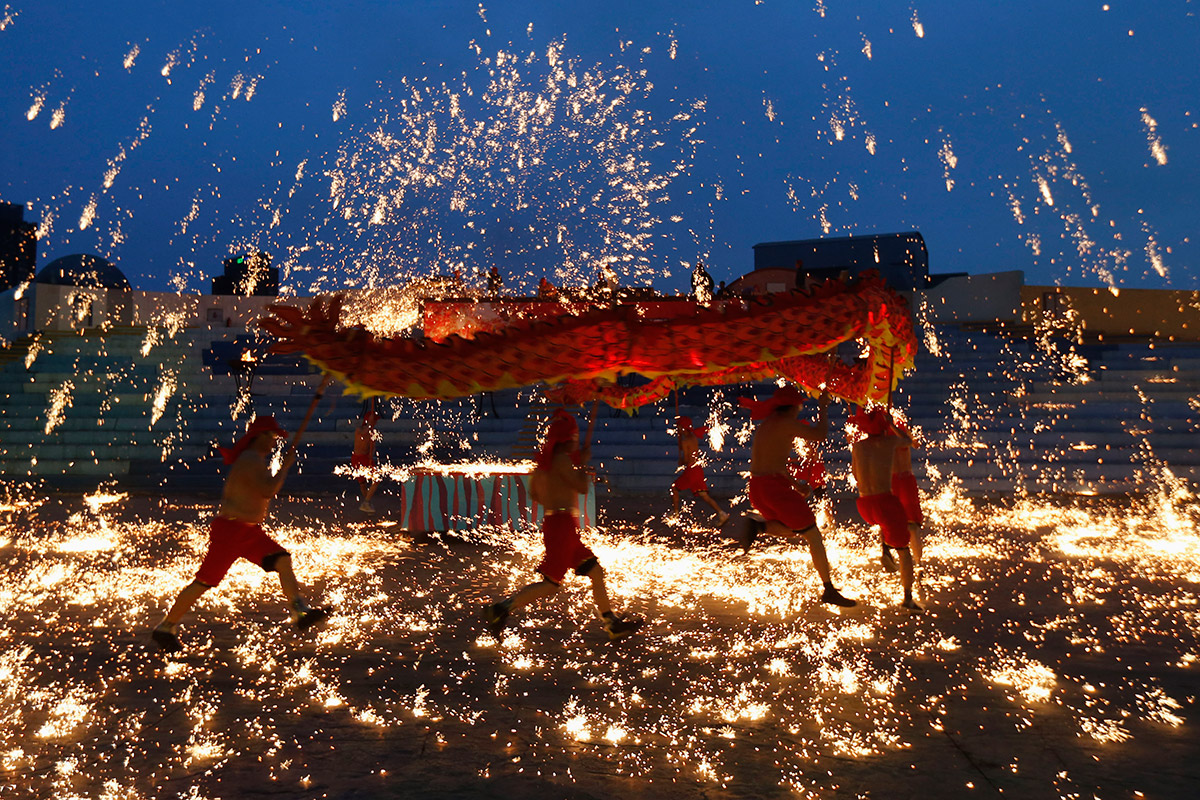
xmin=0 ymin=1 xmax=1196 ymax=296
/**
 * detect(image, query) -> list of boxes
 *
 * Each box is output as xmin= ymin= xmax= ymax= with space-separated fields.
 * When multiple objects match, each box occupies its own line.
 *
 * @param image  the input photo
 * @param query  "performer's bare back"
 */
xmin=851 ymin=437 xmax=900 ymax=496
xmin=751 ymin=409 xmax=826 ymax=476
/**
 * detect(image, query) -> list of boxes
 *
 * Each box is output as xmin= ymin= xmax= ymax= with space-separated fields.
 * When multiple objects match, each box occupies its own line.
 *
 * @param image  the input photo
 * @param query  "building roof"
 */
xmin=752 ymin=231 xmax=923 ymax=249
xmin=36 ymin=254 xmax=132 ymax=291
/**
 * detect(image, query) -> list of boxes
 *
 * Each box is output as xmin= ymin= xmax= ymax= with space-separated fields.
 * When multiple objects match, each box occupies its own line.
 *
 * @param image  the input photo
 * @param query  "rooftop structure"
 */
xmin=750 ymin=231 xmax=931 ymax=292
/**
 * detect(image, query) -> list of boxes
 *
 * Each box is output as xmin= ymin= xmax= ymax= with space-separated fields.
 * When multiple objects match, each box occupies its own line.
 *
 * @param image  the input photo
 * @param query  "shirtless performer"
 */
xmin=352 ymin=405 xmax=382 ymax=513
xmin=850 ymin=407 xmax=921 ymax=610
xmin=152 ymin=415 xmax=329 ymax=652
xmin=484 ymin=409 xmax=639 ymax=641
xmin=670 ymin=416 xmax=730 ymax=526
xmin=739 ymin=386 xmax=856 ymax=608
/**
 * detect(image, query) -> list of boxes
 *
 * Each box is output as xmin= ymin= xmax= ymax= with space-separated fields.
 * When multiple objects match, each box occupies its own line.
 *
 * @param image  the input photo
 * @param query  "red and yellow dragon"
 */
xmin=258 ymin=272 xmax=916 ymax=409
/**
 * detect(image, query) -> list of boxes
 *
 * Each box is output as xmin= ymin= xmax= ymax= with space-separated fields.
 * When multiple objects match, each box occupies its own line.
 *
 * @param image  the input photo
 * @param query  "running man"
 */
xmin=484 ymin=409 xmax=639 ymax=641
xmin=850 ymin=406 xmax=921 ymax=610
xmin=352 ymin=404 xmax=382 ymax=513
xmin=670 ymin=415 xmax=730 ymax=527
xmin=739 ymin=386 xmax=856 ymax=608
xmin=151 ymin=415 xmax=329 ymax=652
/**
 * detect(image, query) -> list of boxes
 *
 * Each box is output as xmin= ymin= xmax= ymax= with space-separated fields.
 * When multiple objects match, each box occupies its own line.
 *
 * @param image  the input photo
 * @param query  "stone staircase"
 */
xmin=892 ymin=328 xmax=1200 ymax=493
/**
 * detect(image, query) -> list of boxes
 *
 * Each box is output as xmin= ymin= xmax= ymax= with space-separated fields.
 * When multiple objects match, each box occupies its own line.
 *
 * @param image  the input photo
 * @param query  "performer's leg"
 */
xmin=485 ymin=578 xmax=559 ymax=638
xmin=161 ymin=581 xmax=210 ymax=627
xmin=580 ymin=560 xmax=638 ymax=640
xmin=696 ymin=490 xmax=724 ymax=516
xmin=801 ymin=525 xmax=856 ymax=607
xmin=908 ymin=523 xmax=923 ymax=563
xmin=799 ymin=525 xmax=832 ymax=585
xmin=764 ymin=520 xmax=794 ymax=538
xmin=264 ymin=553 xmax=327 ymax=627
xmin=267 ymin=554 xmax=301 ymax=603
xmin=153 ymin=581 xmax=211 ymax=652
xmin=580 ymin=559 xmax=612 ymax=617
xmin=504 ymin=580 xmax=559 ymax=613
xmin=897 ymin=547 xmax=920 ymax=609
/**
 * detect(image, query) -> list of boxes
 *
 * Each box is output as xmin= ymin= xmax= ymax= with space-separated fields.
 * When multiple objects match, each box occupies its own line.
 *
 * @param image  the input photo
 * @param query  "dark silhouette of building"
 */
xmin=36 ymin=253 xmax=132 ymax=292
xmin=211 ymin=251 xmax=278 ymax=296
xmin=34 ymin=253 xmax=134 ymax=328
xmin=0 ymin=202 xmax=37 ymax=293
xmin=752 ymin=232 xmax=930 ymax=291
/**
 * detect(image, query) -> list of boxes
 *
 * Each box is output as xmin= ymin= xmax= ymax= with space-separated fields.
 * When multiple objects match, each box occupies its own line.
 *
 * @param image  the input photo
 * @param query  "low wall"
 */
xmin=923 ymin=271 xmax=1023 ymax=324
xmin=1022 ymin=285 xmax=1200 ymax=341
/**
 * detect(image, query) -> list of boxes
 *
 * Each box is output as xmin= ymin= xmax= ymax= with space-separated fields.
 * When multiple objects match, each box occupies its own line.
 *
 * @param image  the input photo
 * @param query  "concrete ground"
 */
xmin=1 ymin=483 xmax=1197 ymax=799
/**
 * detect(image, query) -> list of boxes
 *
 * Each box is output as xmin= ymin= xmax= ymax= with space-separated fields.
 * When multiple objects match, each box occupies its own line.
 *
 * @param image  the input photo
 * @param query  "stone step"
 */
xmin=0 ymin=458 xmax=131 ymax=477
xmin=0 ymin=443 xmax=210 ymax=461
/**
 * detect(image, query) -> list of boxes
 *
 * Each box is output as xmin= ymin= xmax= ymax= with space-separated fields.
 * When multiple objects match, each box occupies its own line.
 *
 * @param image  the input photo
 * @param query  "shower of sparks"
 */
xmin=999 ymin=112 xmax=1164 ymax=287
xmin=1140 ymin=107 xmax=1168 ymax=165
xmin=227 ymin=31 xmax=710 ymax=298
xmin=1036 ymin=174 xmax=1054 ymax=207
xmin=149 ymin=369 xmax=178 ymax=427
xmin=43 ymin=380 xmax=74 ymax=435
xmin=1143 ymin=221 xmax=1169 ymax=279
xmin=78 ymin=196 xmax=98 ymax=231
xmin=2 ymin=4 xmax=1199 ymax=797
xmin=937 ymin=136 xmax=957 ymax=191
xmin=49 ymin=102 xmax=66 ymax=130
xmin=0 ymin=481 xmax=1196 ymax=797
xmin=25 ymin=92 xmax=44 ymax=121
xmin=911 ymin=8 xmax=925 ymax=38
xmin=6 ymin=7 xmax=1181 ymax=296
xmin=192 ymin=71 xmax=214 ymax=111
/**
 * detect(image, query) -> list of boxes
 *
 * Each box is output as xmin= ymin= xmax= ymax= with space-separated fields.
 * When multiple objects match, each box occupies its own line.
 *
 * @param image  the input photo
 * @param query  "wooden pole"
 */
xmin=585 ymin=399 xmax=600 ymax=447
xmin=886 ymin=346 xmax=896 ymax=411
xmin=284 ymin=373 xmax=333 ymax=455
xmin=673 ymin=382 xmax=682 ymax=449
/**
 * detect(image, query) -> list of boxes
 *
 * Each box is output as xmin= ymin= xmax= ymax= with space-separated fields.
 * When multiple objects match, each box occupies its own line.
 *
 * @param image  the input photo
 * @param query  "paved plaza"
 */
xmin=1 ymin=485 xmax=1196 ymax=799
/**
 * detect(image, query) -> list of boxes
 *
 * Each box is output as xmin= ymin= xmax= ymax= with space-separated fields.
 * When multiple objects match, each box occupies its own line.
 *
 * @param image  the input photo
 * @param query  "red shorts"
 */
xmin=536 ymin=511 xmax=596 ymax=585
xmin=194 ymin=517 xmax=288 ymax=586
xmin=672 ymin=465 xmax=708 ymax=493
xmin=891 ymin=471 xmax=923 ymax=524
xmin=748 ymin=474 xmax=817 ymax=532
xmin=856 ymin=493 xmax=911 ymax=548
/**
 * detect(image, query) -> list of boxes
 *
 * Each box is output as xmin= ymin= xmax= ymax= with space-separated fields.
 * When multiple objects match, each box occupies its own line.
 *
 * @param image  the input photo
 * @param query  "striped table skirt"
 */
xmin=395 ymin=468 xmax=597 ymax=533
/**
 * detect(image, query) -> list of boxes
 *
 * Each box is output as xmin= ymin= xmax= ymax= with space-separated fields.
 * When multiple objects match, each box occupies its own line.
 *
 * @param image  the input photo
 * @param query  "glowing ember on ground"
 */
xmin=0 ymin=486 xmax=1195 ymax=797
